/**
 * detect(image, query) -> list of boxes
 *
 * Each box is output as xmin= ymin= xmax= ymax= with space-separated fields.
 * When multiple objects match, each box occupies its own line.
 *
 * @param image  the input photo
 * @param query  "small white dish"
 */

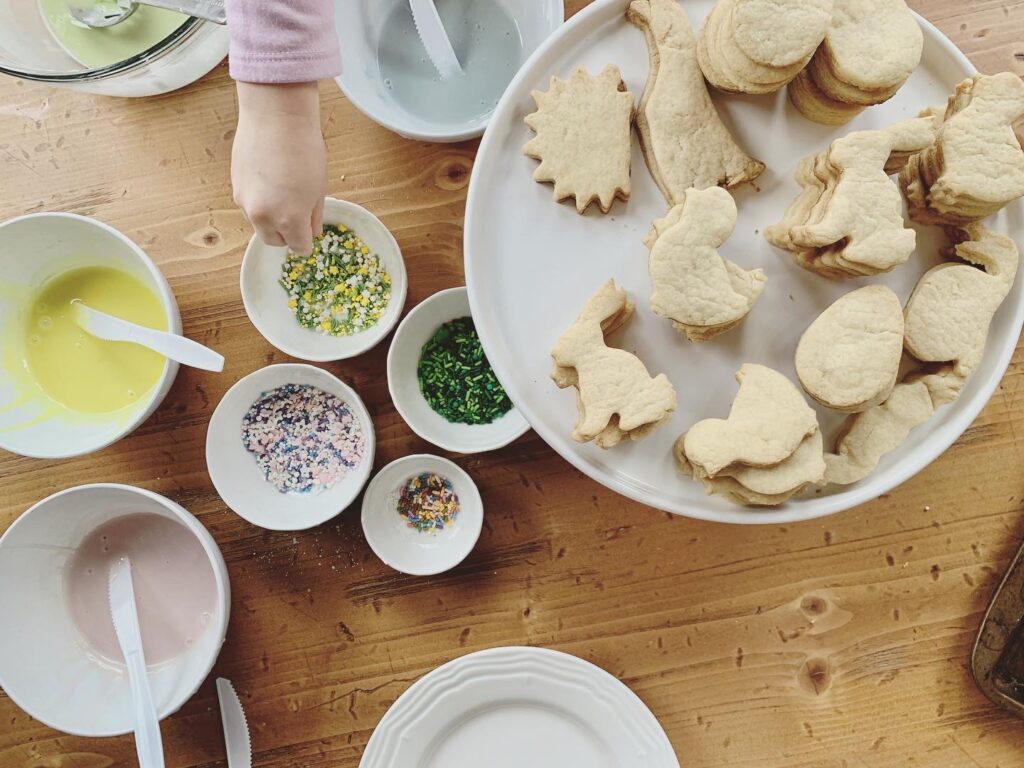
xmin=361 ymin=454 xmax=483 ymax=576
xmin=206 ymin=363 xmax=376 ymax=531
xmin=240 ymin=197 xmax=408 ymax=362
xmin=335 ymin=0 xmax=564 ymax=142
xmin=0 ymin=212 xmax=181 ymax=459
xmin=0 ymin=484 xmax=230 ymax=738
xmin=387 ymin=286 xmax=530 ymax=453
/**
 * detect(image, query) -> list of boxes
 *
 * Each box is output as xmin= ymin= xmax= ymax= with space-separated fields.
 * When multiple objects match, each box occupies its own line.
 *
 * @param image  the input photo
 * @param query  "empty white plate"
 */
xmin=360 ymin=646 xmax=679 ymax=767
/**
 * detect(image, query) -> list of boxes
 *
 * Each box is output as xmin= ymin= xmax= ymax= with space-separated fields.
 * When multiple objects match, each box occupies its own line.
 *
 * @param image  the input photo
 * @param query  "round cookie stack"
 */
xmin=697 ymin=0 xmax=833 ymax=95
xmin=789 ymin=0 xmax=923 ymax=125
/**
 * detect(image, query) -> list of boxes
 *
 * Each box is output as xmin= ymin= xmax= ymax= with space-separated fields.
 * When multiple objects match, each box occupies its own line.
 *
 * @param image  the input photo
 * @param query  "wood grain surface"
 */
xmin=2 ymin=1 xmax=1024 ymax=766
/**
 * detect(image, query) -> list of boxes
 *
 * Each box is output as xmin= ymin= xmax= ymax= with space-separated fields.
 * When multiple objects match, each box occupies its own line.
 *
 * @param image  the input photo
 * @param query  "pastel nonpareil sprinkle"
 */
xmin=241 ymin=383 xmax=365 ymax=495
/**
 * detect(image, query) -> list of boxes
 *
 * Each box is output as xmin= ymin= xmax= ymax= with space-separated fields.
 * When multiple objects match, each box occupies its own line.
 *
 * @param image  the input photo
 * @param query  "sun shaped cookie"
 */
xmin=524 ymin=65 xmax=634 ymax=214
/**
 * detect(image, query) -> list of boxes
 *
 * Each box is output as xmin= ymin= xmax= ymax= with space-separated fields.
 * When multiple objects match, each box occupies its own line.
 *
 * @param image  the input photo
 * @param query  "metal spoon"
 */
xmin=68 ymin=0 xmax=225 ymax=29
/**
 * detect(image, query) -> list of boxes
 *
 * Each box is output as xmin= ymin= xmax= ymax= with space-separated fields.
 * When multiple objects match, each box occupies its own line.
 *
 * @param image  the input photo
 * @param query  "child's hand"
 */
xmin=232 ymin=82 xmax=327 ymax=256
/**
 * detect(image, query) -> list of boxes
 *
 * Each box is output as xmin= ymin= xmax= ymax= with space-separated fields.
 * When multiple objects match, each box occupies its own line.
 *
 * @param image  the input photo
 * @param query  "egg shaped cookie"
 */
xmin=796 ymin=285 xmax=904 ymax=412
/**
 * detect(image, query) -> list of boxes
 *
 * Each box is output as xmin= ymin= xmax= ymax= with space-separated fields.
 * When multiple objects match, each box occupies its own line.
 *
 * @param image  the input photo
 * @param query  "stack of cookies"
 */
xmin=697 ymin=0 xmax=833 ymax=95
xmin=766 ymin=117 xmax=938 ymax=278
xmin=789 ymin=0 xmax=923 ymax=125
xmin=550 ymin=280 xmax=677 ymax=449
xmin=674 ymin=365 xmax=825 ymax=506
xmin=900 ymin=73 xmax=1024 ymax=225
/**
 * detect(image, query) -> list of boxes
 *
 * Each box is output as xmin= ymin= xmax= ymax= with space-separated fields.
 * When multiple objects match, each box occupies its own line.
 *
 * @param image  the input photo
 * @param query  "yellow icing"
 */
xmin=21 ymin=266 xmax=167 ymax=414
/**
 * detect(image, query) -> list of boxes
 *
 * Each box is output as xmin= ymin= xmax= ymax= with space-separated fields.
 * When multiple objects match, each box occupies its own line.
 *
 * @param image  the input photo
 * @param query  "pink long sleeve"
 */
xmin=225 ymin=0 xmax=342 ymax=83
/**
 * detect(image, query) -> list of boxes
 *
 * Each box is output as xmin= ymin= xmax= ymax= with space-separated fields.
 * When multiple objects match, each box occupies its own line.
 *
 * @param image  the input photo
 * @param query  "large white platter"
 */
xmin=465 ymin=0 xmax=1024 ymax=524
xmin=359 ymin=646 xmax=679 ymax=767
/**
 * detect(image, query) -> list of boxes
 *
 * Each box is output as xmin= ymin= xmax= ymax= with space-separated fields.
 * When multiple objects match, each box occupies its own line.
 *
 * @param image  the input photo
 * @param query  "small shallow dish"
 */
xmin=387 ymin=286 xmax=530 ymax=453
xmin=335 ymin=0 xmax=564 ymax=142
xmin=206 ymin=363 xmax=376 ymax=531
xmin=361 ymin=454 xmax=483 ymax=576
xmin=240 ymin=197 xmax=408 ymax=362
xmin=0 ymin=212 xmax=181 ymax=459
xmin=0 ymin=484 xmax=230 ymax=737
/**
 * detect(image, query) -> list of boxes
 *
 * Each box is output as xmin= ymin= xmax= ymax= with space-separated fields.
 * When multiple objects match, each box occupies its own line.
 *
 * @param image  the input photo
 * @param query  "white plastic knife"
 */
xmin=409 ymin=0 xmax=463 ymax=80
xmin=109 ymin=557 xmax=165 ymax=768
xmin=216 ymin=678 xmax=253 ymax=768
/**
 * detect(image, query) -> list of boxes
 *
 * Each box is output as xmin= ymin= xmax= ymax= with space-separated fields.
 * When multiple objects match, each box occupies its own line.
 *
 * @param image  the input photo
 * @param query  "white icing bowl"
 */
xmin=0 ymin=484 xmax=230 ymax=737
xmin=0 ymin=212 xmax=180 ymax=459
xmin=335 ymin=0 xmax=564 ymax=141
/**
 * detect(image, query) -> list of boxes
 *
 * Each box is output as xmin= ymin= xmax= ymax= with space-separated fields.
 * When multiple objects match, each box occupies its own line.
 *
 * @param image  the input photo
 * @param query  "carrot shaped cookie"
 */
xmin=627 ymin=0 xmax=764 ymax=204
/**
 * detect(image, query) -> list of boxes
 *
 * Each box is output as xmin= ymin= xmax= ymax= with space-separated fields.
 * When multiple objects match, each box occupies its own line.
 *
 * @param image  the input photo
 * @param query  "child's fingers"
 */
xmin=259 ymin=227 xmax=286 ymax=248
xmin=281 ymin=219 xmax=315 ymax=258
xmin=312 ymin=198 xmax=325 ymax=236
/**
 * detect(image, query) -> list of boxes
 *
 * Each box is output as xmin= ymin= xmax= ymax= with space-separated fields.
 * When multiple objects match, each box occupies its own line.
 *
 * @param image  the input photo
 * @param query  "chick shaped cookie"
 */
xmin=676 ymin=429 xmax=825 ymax=506
xmin=646 ymin=187 xmax=766 ymax=341
xmin=682 ymin=364 xmax=819 ymax=477
xmin=796 ymin=286 xmax=904 ymax=412
xmin=524 ymin=65 xmax=634 ymax=214
xmin=551 ymin=280 xmax=677 ymax=448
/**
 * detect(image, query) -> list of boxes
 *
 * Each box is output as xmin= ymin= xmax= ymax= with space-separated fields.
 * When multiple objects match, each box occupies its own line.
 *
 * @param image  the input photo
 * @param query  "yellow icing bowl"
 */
xmin=0 ymin=213 xmax=181 ymax=458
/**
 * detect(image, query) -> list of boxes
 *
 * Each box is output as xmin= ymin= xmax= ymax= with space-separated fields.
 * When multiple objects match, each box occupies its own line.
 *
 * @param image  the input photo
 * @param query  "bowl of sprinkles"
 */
xmin=361 ymin=454 xmax=483 ymax=576
xmin=387 ymin=287 xmax=529 ymax=453
xmin=205 ymin=363 xmax=375 ymax=531
xmin=240 ymin=197 xmax=408 ymax=362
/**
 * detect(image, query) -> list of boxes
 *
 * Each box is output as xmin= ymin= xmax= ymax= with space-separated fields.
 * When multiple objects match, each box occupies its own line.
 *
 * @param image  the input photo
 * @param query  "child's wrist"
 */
xmin=237 ymin=81 xmax=320 ymax=120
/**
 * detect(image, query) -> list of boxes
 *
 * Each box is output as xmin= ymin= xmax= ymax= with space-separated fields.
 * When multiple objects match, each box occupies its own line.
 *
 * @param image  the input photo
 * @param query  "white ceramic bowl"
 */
xmin=335 ymin=0 xmax=564 ymax=141
xmin=240 ymin=197 xmax=408 ymax=362
xmin=0 ymin=484 xmax=230 ymax=737
xmin=0 ymin=213 xmax=181 ymax=459
xmin=387 ymin=286 xmax=530 ymax=453
xmin=361 ymin=454 xmax=483 ymax=575
xmin=206 ymin=363 xmax=376 ymax=531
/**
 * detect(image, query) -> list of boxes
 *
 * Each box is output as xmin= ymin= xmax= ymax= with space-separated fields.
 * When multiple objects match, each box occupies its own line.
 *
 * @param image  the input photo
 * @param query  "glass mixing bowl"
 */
xmin=0 ymin=0 xmax=228 ymax=96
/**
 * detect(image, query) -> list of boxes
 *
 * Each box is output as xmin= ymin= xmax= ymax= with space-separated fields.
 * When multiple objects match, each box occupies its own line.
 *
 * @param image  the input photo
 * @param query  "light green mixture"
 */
xmin=38 ymin=0 xmax=188 ymax=69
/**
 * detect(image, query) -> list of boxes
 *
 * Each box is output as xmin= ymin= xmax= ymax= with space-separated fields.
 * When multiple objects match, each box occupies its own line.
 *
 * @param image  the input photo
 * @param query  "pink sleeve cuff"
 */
xmin=225 ymin=0 xmax=342 ymax=83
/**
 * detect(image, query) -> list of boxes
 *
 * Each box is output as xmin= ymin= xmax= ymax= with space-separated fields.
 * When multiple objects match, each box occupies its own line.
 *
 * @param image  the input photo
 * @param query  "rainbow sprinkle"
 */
xmin=241 ymin=383 xmax=365 ymax=495
xmin=397 ymin=472 xmax=460 ymax=533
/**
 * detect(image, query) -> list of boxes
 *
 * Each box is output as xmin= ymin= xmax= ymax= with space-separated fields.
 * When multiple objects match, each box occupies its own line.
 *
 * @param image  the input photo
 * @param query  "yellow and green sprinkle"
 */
xmin=280 ymin=224 xmax=392 ymax=336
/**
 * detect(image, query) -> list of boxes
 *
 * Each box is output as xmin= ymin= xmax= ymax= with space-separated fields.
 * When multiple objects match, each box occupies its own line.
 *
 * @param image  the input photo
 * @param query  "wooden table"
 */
xmin=2 ymin=2 xmax=1024 ymax=766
